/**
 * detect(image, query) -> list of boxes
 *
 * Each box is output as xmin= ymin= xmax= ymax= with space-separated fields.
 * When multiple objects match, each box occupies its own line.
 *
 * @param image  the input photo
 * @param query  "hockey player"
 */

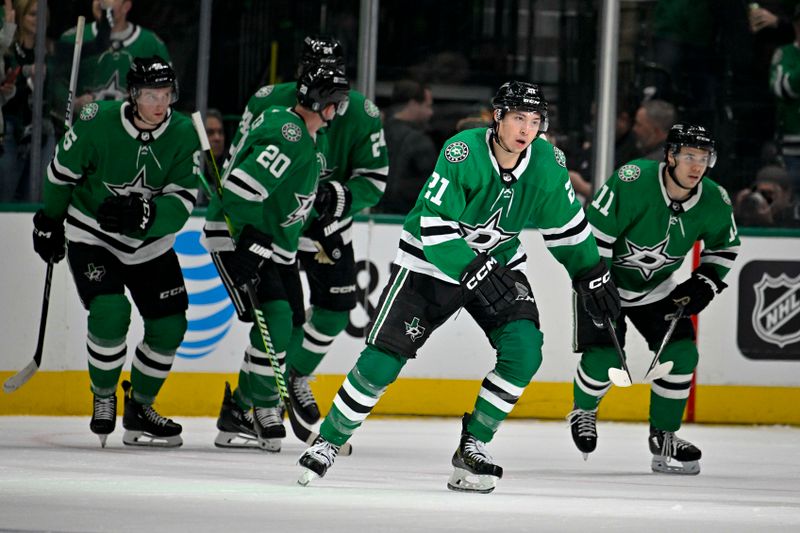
xmin=229 ymin=35 xmax=388 ymax=430
xmin=31 ymin=56 xmax=200 ymax=447
xmin=204 ymin=66 xmax=350 ymax=452
xmin=567 ymin=124 xmax=740 ymax=475
xmin=297 ymin=81 xmax=621 ymax=492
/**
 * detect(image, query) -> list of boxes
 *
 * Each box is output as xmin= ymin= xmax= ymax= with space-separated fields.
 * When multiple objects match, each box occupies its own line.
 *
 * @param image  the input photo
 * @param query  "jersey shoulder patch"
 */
xmin=281 ymin=122 xmax=302 ymax=142
xmin=256 ymin=85 xmax=275 ymax=98
xmin=79 ymin=102 xmax=99 ymax=121
xmin=444 ymin=140 xmax=470 ymax=163
xmin=364 ymin=98 xmax=380 ymax=118
xmin=772 ymin=48 xmax=783 ymax=65
xmin=617 ymin=164 xmax=641 ymax=182
xmin=717 ymin=184 xmax=732 ymax=206
xmin=553 ymin=146 xmax=566 ymax=168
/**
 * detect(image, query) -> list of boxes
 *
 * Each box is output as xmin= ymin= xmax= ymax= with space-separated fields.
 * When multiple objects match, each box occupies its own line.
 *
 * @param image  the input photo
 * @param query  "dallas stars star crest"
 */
xmin=91 ymin=69 xmax=127 ymax=101
xmin=281 ymin=192 xmax=316 ymax=227
xmin=614 ymin=237 xmax=681 ymax=281
xmin=105 ymin=167 xmax=159 ymax=198
xmin=459 ymin=209 xmax=517 ymax=252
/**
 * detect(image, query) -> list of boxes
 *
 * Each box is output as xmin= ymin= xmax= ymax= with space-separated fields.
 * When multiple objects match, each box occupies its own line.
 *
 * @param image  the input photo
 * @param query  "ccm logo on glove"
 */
xmin=465 ymin=256 xmax=498 ymax=290
xmin=588 ymin=270 xmax=611 ymax=290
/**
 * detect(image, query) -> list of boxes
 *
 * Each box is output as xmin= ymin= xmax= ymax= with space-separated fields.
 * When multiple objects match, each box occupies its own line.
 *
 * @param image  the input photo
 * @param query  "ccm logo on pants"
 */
xmin=160 ymin=286 xmax=187 ymax=299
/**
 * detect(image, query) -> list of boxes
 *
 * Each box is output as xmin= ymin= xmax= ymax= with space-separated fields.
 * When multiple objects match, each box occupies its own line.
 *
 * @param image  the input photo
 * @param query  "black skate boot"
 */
xmin=649 ymin=425 xmax=701 ymax=475
xmin=253 ymin=405 xmax=285 ymax=452
xmin=121 ymin=380 xmax=183 ymax=448
xmin=297 ymin=435 xmax=340 ymax=486
xmin=90 ymin=393 xmax=117 ymax=448
xmin=214 ymin=382 xmax=259 ymax=449
xmin=287 ymin=368 xmax=321 ymax=425
xmin=567 ymin=406 xmax=598 ymax=460
xmin=447 ymin=413 xmax=503 ymax=494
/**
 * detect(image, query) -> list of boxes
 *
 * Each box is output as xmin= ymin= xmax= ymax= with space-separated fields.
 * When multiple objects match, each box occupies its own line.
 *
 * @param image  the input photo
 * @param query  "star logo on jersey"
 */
xmin=79 ymin=103 xmax=99 ymax=121
xmin=614 ymin=238 xmax=681 ymax=281
xmin=91 ymin=69 xmax=127 ymax=101
xmin=459 ymin=209 xmax=517 ymax=252
xmin=404 ymin=317 xmax=426 ymax=342
xmin=316 ymin=152 xmax=336 ymax=180
xmin=256 ymin=85 xmax=274 ymax=98
xmin=280 ymin=192 xmax=316 ymax=227
xmin=618 ymin=165 xmax=641 ymax=182
xmin=282 ymin=123 xmax=302 ymax=142
xmin=84 ymin=263 xmax=106 ymax=282
xmin=105 ymin=168 xmax=159 ymax=199
xmin=445 ymin=141 xmax=469 ymax=163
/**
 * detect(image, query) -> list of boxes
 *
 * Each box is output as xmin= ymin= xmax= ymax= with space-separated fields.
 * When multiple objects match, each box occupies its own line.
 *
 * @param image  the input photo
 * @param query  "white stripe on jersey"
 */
xmin=225 ymin=168 xmax=269 ymax=201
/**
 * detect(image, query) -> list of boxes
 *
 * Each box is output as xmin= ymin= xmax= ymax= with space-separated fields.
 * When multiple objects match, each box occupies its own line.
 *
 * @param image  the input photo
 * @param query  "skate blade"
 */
xmin=651 ymin=456 xmax=700 ymax=475
xmin=608 ymin=367 xmax=632 ymax=387
xmin=297 ymin=467 xmax=319 ymax=487
xmin=97 ymin=434 xmax=108 ymax=448
xmin=257 ymin=437 xmax=282 ymax=453
xmin=582 ymin=452 xmax=588 ymax=461
xmin=447 ymin=467 xmax=497 ymax=494
xmin=123 ymin=430 xmax=183 ymax=448
xmin=214 ymin=431 xmax=260 ymax=449
xmin=643 ymin=361 xmax=674 ymax=383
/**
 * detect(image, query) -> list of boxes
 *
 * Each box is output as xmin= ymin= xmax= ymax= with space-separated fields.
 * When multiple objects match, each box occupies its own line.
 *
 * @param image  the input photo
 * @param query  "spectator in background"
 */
xmin=614 ymin=105 xmax=641 ymax=168
xmin=769 ymin=6 xmax=800 ymax=196
xmin=1 ymin=0 xmax=17 ymax=159
xmin=735 ymin=165 xmax=800 ymax=227
xmin=376 ymin=79 xmax=437 ymax=214
xmin=633 ymin=99 xmax=675 ymax=161
xmin=205 ymin=108 xmax=226 ymax=170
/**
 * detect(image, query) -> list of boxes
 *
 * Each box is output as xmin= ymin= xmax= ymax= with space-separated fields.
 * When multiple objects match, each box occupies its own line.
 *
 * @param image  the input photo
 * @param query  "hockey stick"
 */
xmin=643 ymin=303 xmax=686 ymax=383
xmin=4 ymin=16 xmax=85 ymax=394
xmin=190 ymin=112 xmax=352 ymax=455
xmin=604 ymin=316 xmax=633 ymax=387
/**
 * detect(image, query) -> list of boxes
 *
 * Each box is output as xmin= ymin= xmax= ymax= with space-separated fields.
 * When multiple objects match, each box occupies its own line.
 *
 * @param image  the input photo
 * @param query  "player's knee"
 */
xmin=355 ymin=344 xmax=407 ymax=388
xmin=88 ymin=294 xmax=131 ymax=340
xmin=249 ymin=300 xmax=293 ymax=353
xmin=661 ymin=339 xmax=699 ymax=374
xmin=493 ymin=320 xmax=543 ymax=385
xmin=580 ymin=346 xmax=620 ymax=381
xmin=310 ymin=306 xmax=350 ymax=337
xmin=143 ymin=314 xmax=187 ymax=352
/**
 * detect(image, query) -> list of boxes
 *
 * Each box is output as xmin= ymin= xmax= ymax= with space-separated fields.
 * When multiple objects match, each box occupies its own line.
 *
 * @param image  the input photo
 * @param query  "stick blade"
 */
xmin=608 ymin=367 xmax=632 ymax=388
xmin=3 ymin=360 xmax=40 ymax=393
xmin=643 ymin=361 xmax=674 ymax=383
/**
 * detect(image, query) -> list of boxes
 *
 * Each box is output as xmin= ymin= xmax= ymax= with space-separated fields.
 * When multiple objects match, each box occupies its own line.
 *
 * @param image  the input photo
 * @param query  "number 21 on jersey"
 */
xmin=424 ymin=171 xmax=450 ymax=206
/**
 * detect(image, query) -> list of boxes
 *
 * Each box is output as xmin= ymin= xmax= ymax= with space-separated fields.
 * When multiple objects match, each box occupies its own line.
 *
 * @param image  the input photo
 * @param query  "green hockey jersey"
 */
xmin=231 ymin=82 xmax=388 ymax=219
xmin=397 ymin=128 xmax=601 ymax=284
xmin=203 ymin=106 xmax=321 ymax=264
xmin=43 ymin=101 xmax=200 ymax=265
xmin=588 ymin=159 xmax=740 ymax=306
xmin=770 ymin=43 xmax=800 ymax=155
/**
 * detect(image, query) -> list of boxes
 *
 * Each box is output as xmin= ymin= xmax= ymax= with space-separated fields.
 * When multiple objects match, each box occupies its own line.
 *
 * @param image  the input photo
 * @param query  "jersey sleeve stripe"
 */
xmin=420 ymin=216 xmax=459 ymax=230
xmin=420 ymin=225 xmax=460 ymax=237
xmin=505 ymin=250 xmax=527 ymax=271
xmin=542 ymin=219 xmax=592 ymax=248
xmin=224 ymin=169 xmax=268 ymax=201
xmin=354 ymin=166 xmax=389 ymax=178
xmin=591 ymin=225 xmax=617 ymax=246
xmin=540 ymin=210 xmax=587 ymax=237
xmin=161 ymin=185 xmax=198 ymax=213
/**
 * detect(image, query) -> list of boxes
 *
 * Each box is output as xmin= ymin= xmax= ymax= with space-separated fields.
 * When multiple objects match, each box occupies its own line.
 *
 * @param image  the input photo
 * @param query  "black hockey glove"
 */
xmin=226 ymin=225 xmax=273 ymax=288
xmin=460 ymin=253 xmax=520 ymax=315
xmin=97 ymin=194 xmax=156 ymax=235
xmin=307 ymin=217 xmax=346 ymax=265
xmin=573 ymin=261 xmax=621 ymax=328
xmin=668 ymin=264 xmax=727 ymax=316
xmin=314 ymin=181 xmax=352 ymax=220
xmin=32 ymin=210 xmax=66 ymax=263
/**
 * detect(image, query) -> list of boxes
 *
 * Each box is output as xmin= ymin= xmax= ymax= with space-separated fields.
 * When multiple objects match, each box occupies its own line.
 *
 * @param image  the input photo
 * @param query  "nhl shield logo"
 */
xmin=752 ymin=273 xmax=800 ymax=348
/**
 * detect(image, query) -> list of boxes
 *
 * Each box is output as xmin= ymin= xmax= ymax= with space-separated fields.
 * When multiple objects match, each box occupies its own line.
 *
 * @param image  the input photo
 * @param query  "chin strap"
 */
xmin=664 ymin=164 xmax=699 ymax=214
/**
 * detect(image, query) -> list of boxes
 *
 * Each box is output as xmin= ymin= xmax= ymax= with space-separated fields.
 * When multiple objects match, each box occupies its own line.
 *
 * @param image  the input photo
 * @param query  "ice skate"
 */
xmin=253 ymin=406 xmax=285 ymax=452
xmin=287 ymin=368 xmax=320 ymax=425
xmin=567 ymin=406 xmax=598 ymax=460
xmin=121 ymin=380 xmax=183 ymax=448
xmin=649 ymin=425 xmax=701 ymax=475
xmin=297 ymin=436 xmax=340 ymax=486
xmin=447 ymin=413 xmax=503 ymax=494
xmin=90 ymin=393 xmax=117 ymax=448
xmin=214 ymin=382 xmax=259 ymax=449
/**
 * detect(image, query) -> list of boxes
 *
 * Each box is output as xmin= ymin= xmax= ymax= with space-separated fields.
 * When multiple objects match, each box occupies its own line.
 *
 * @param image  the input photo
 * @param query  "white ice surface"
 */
xmin=0 ymin=417 xmax=798 ymax=532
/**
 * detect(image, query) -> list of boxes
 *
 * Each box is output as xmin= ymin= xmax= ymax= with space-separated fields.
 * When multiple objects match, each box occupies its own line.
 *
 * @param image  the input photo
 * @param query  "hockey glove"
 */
xmin=226 ymin=225 xmax=273 ymax=288
xmin=573 ymin=261 xmax=621 ymax=328
xmin=307 ymin=217 xmax=346 ymax=265
xmin=314 ymin=181 xmax=352 ymax=220
xmin=32 ymin=210 xmax=66 ymax=263
xmin=459 ymin=253 xmax=520 ymax=315
xmin=97 ymin=194 xmax=156 ymax=235
xmin=668 ymin=264 xmax=727 ymax=316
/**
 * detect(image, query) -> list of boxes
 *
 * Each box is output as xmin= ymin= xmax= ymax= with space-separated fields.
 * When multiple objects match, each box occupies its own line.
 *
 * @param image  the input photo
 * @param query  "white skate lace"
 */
xmin=566 ymin=408 xmax=597 ymax=438
xmin=291 ymin=374 xmax=317 ymax=408
xmin=309 ymin=439 xmax=340 ymax=467
xmin=143 ymin=405 xmax=170 ymax=427
xmin=254 ymin=407 xmax=282 ymax=428
xmin=464 ymin=436 xmax=493 ymax=464
xmin=660 ymin=431 xmax=693 ymax=457
xmin=94 ymin=396 xmax=115 ymax=421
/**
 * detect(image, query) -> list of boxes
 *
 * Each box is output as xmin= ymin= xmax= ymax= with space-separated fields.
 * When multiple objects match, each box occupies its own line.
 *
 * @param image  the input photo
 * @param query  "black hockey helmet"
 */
xmin=491 ymin=81 xmax=548 ymax=131
xmin=296 ymin=65 xmax=350 ymax=117
xmin=299 ymin=35 xmax=346 ymax=75
xmin=127 ymin=55 xmax=178 ymax=103
xmin=665 ymin=124 xmax=716 ymax=168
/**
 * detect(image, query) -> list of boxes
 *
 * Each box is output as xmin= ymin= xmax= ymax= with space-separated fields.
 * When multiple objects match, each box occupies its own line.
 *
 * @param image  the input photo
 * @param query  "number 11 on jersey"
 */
xmin=424 ymin=172 xmax=450 ymax=206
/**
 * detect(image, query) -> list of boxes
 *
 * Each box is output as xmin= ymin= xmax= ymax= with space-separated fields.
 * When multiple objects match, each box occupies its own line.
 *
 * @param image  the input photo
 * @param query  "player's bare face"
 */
xmin=498 ymin=111 xmax=541 ymax=153
xmin=135 ymin=87 xmax=172 ymax=128
xmin=669 ymin=146 xmax=710 ymax=189
xmin=321 ymin=103 xmax=337 ymax=123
